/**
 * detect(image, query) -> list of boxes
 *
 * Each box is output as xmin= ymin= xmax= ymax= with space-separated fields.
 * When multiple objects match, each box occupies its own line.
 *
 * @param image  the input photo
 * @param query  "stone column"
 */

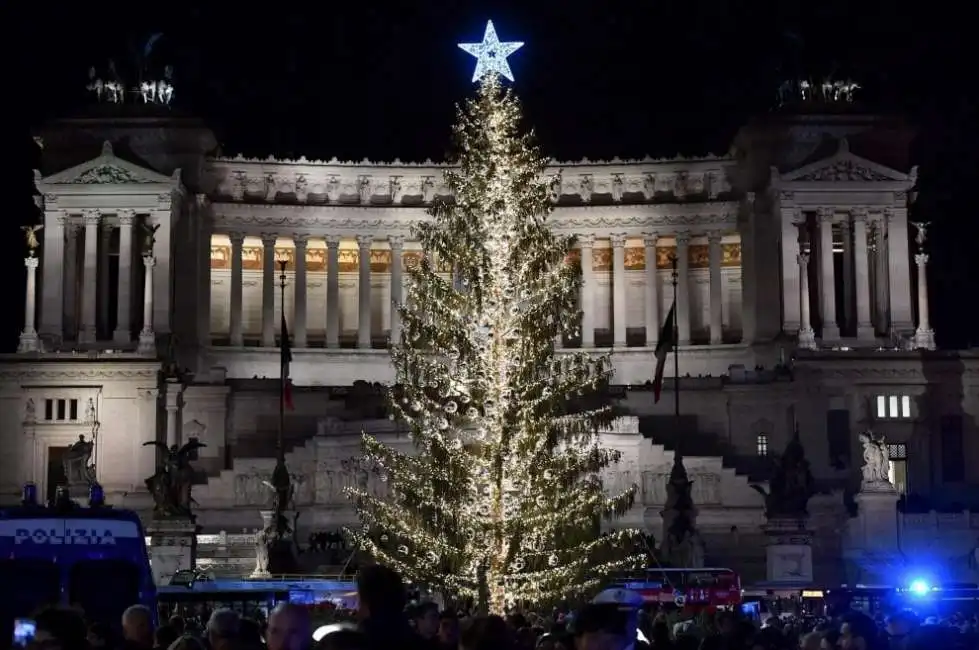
xmin=357 ymin=235 xmax=373 ymax=349
xmin=580 ymin=235 xmax=595 ymax=347
xmin=797 ymin=252 xmax=816 ymax=350
xmin=113 ymin=211 xmax=135 ymax=343
xmin=292 ymin=235 xmax=308 ymax=348
xmin=63 ymin=219 xmax=80 ymax=339
xmin=261 ymin=233 xmax=276 ymax=347
xmin=79 ymin=210 xmax=101 ymax=344
xmin=18 ymin=257 xmax=40 ymax=353
xmin=610 ymin=233 xmax=628 ymax=347
xmin=818 ymin=209 xmax=839 ymax=340
xmin=840 ymin=219 xmax=854 ymax=331
xmin=852 ymin=211 xmax=874 ymax=340
xmin=165 ymin=378 xmax=183 ymax=448
xmin=643 ymin=234 xmax=660 ymax=346
xmin=40 ymin=212 xmax=66 ymax=342
xmin=708 ymin=231 xmax=724 ymax=344
xmin=886 ymin=208 xmax=914 ymax=331
xmin=388 ymin=236 xmax=404 ymax=343
xmin=325 ymin=236 xmax=341 ymax=348
xmin=98 ymin=223 xmax=112 ymax=335
xmin=228 ymin=232 xmax=245 ymax=346
xmin=872 ymin=219 xmax=890 ymax=333
xmin=780 ymin=208 xmax=801 ymax=332
xmin=913 ymin=253 xmax=936 ymax=350
xmin=675 ymin=232 xmax=691 ymax=345
xmin=138 ymin=255 xmax=156 ymax=354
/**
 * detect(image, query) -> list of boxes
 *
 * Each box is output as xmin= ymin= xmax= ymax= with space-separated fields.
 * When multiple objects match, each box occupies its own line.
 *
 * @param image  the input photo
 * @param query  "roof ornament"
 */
xmin=85 ymin=33 xmax=174 ymax=107
xmin=775 ymin=77 xmax=860 ymax=108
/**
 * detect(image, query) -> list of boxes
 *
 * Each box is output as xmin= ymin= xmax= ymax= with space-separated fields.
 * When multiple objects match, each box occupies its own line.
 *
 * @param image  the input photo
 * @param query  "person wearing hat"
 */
xmin=574 ymin=589 xmax=650 ymax=650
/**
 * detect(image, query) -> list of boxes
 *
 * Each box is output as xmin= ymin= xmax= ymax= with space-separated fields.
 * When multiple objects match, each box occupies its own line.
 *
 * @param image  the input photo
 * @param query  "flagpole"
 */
xmin=278 ymin=259 xmax=287 ymax=465
xmin=671 ymin=254 xmax=680 ymax=454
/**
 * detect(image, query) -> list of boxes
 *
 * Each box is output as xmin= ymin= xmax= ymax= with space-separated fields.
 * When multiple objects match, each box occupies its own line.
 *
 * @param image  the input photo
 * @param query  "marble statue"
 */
xmin=859 ymin=431 xmax=892 ymax=490
xmin=142 ymin=440 xmax=207 ymax=518
xmin=21 ymin=224 xmax=43 ymax=256
xmin=63 ymin=435 xmax=97 ymax=489
xmin=252 ymin=528 xmax=270 ymax=576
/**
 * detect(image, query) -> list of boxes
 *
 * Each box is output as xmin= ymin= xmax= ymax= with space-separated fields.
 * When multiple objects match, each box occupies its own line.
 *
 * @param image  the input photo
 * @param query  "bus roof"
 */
xmin=644 ymin=567 xmax=735 ymax=573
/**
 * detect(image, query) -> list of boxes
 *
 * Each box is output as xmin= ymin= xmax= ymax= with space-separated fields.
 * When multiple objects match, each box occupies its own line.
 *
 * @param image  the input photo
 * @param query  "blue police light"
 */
xmin=908 ymin=579 xmax=930 ymax=595
xmin=89 ymin=483 xmax=105 ymax=507
xmin=22 ymin=482 xmax=38 ymax=506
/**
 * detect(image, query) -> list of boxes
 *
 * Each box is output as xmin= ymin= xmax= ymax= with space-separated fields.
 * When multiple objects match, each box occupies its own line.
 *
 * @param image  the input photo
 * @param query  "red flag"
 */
xmin=281 ymin=310 xmax=294 ymax=410
xmin=652 ymin=301 xmax=676 ymax=403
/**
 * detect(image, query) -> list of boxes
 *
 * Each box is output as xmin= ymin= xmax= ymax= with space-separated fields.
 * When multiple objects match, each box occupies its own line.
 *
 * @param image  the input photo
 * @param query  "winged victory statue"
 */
xmin=142 ymin=439 xmax=207 ymax=518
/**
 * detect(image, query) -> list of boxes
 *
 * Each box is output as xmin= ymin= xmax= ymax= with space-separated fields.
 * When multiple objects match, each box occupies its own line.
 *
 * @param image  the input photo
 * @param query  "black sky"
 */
xmin=14 ymin=1 xmax=979 ymax=349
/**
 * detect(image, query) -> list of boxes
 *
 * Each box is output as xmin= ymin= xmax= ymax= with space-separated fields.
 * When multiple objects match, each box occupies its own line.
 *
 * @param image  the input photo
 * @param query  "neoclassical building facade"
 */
xmin=3 ymin=103 xmax=978 ymax=587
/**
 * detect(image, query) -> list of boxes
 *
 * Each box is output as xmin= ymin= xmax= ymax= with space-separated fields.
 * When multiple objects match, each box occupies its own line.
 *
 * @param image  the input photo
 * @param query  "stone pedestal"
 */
xmin=762 ymin=517 xmax=814 ymax=586
xmin=843 ymin=489 xmax=901 ymax=584
xmin=147 ymin=517 xmax=200 ymax=587
xmin=19 ymin=257 xmax=41 ymax=353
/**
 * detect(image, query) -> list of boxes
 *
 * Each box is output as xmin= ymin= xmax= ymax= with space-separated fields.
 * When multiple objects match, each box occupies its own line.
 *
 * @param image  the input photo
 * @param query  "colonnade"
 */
xmin=214 ymin=230 xmax=740 ymax=349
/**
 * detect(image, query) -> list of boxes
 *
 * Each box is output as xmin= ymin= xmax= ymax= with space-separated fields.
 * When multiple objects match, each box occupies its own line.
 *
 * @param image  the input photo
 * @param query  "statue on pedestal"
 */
xmin=259 ymin=459 xmax=300 ymax=574
xmin=751 ymin=430 xmax=816 ymax=520
xmin=660 ymin=455 xmax=706 ymax=568
xmin=142 ymin=440 xmax=206 ymax=518
xmin=859 ymin=431 xmax=893 ymax=491
xmin=63 ymin=435 xmax=97 ymax=492
xmin=21 ymin=224 xmax=43 ymax=257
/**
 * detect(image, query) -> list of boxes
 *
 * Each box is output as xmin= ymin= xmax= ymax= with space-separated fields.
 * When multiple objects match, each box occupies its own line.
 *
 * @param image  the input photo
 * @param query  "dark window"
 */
xmin=69 ymin=399 xmax=78 ymax=421
xmin=940 ymin=415 xmax=965 ymax=483
xmin=0 ymin=559 xmax=60 ymax=620
xmin=69 ymin=560 xmax=140 ymax=627
xmin=44 ymin=399 xmax=54 ymax=420
xmin=826 ymin=410 xmax=851 ymax=469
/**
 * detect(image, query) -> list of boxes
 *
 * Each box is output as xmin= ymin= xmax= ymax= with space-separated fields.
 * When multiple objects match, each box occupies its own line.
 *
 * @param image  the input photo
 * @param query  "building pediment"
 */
xmin=778 ymin=139 xmax=914 ymax=185
xmin=39 ymin=141 xmax=179 ymax=187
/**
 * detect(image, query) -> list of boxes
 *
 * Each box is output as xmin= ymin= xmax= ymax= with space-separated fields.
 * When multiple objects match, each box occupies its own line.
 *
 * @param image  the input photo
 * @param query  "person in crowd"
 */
xmin=460 ymin=615 xmax=512 ymax=650
xmin=267 ymin=603 xmax=313 ymax=650
xmin=31 ymin=606 xmax=90 ymax=650
xmin=800 ymin=631 xmax=822 ymax=650
xmin=840 ymin=613 xmax=883 ymax=650
xmin=154 ymin=623 xmax=179 ymax=650
xmin=168 ymin=616 xmax=186 ymax=637
xmin=438 ymin=610 xmax=460 ymax=649
xmin=314 ymin=627 xmax=371 ymax=650
xmin=168 ymin=635 xmax=208 ymax=650
xmin=87 ymin=622 xmax=113 ymax=649
xmin=413 ymin=601 xmax=440 ymax=642
xmin=240 ymin=617 xmax=267 ymax=648
xmin=206 ymin=609 xmax=241 ymax=650
xmin=355 ymin=564 xmax=434 ymax=649
xmin=122 ymin=605 xmax=157 ymax=650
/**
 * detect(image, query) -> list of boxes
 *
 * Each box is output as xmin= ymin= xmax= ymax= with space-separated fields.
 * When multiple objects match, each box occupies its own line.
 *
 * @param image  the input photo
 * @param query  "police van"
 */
xmin=0 ymin=483 xmax=156 ymax=633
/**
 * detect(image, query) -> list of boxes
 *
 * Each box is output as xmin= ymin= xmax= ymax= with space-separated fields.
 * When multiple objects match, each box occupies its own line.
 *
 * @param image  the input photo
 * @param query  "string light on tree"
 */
xmin=346 ymin=68 xmax=642 ymax=614
xmin=458 ymin=20 xmax=524 ymax=83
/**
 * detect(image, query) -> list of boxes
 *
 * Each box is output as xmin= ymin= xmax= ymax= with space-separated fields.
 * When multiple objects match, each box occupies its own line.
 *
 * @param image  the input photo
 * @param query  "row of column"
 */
xmin=793 ymin=208 xmax=929 ymax=348
xmin=222 ymin=231 xmax=729 ymax=349
xmin=225 ymin=233 xmax=405 ymax=349
xmin=40 ymin=209 xmax=158 ymax=345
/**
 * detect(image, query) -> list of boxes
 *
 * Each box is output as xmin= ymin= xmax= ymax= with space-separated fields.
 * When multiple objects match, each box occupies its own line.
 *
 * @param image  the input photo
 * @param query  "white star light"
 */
xmin=458 ymin=20 xmax=524 ymax=83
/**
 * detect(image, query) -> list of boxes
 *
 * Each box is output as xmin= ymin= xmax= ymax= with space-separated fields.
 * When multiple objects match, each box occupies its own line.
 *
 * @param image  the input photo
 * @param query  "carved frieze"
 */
xmin=70 ymin=164 xmax=155 ymax=185
xmin=793 ymin=160 xmax=895 ymax=182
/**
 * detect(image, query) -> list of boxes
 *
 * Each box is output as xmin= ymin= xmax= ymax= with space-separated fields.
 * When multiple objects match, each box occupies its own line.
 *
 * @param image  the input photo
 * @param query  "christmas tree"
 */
xmin=347 ymin=74 xmax=641 ymax=614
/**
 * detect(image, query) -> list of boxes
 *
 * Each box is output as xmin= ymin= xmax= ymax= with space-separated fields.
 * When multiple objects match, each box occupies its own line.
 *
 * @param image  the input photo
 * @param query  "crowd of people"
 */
xmin=17 ymin=563 xmax=979 ymax=650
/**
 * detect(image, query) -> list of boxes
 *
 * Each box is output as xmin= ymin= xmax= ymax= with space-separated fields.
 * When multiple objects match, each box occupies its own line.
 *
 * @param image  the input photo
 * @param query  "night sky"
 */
xmin=13 ymin=1 xmax=979 ymax=350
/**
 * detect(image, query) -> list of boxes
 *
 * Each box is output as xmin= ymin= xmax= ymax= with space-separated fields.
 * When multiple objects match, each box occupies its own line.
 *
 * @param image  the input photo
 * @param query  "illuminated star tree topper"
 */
xmin=458 ymin=20 xmax=524 ymax=83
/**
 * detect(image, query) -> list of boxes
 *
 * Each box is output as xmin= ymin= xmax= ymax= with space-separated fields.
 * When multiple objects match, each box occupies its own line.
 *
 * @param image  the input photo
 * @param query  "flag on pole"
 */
xmin=652 ymin=301 xmax=677 ymax=403
xmin=280 ymin=310 xmax=294 ymax=410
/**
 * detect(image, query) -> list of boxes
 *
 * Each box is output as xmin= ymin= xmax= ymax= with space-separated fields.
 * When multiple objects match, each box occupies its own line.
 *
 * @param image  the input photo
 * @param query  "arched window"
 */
xmin=756 ymin=434 xmax=769 ymax=456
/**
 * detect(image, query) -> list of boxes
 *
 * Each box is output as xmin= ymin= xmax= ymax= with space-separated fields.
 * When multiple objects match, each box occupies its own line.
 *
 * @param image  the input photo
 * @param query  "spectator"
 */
xmin=168 ymin=616 xmax=186 ymax=636
xmin=460 ymin=615 xmax=512 ymax=650
xmin=154 ymin=623 xmax=179 ymax=650
xmin=88 ymin=622 xmax=113 ymax=649
xmin=206 ymin=609 xmax=241 ymax=650
xmin=438 ymin=610 xmax=460 ymax=649
xmin=122 ymin=605 xmax=156 ymax=650
xmin=413 ymin=602 xmax=440 ymax=641
xmin=355 ymin=564 xmax=432 ymax=649
xmin=32 ymin=606 xmax=89 ymax=650
xmin=267 ymin=603 xmax=312 ymax=650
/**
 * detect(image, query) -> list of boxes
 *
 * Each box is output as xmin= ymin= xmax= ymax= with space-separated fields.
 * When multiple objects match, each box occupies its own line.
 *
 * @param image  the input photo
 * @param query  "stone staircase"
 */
xmin=637 ymin=416 xmax=772 ymax=483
